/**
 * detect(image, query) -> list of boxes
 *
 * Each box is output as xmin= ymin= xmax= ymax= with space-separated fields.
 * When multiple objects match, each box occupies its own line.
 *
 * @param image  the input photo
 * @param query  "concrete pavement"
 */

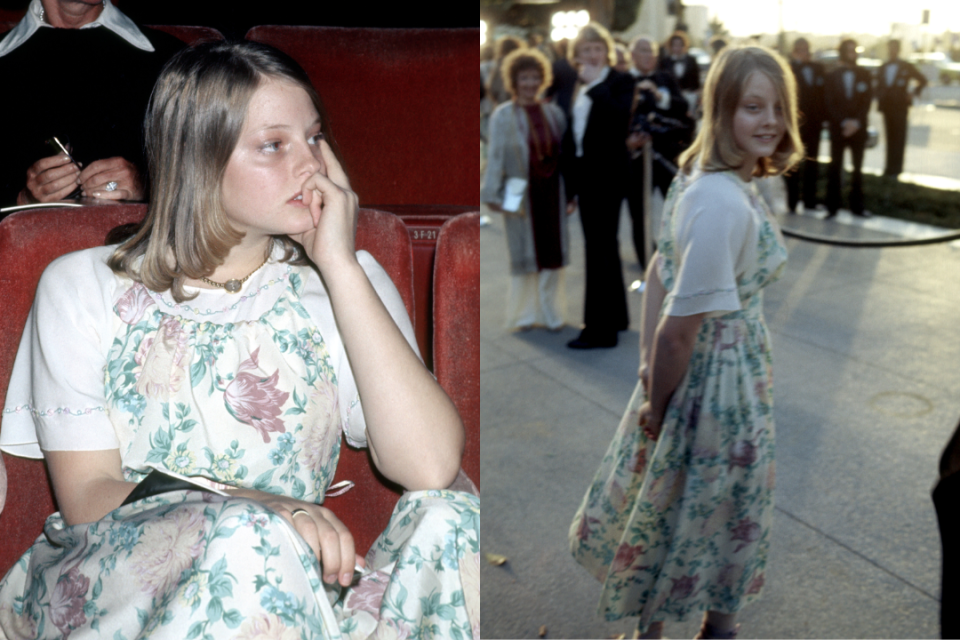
xmin=480 ymin=187 xmax=960 ymax=639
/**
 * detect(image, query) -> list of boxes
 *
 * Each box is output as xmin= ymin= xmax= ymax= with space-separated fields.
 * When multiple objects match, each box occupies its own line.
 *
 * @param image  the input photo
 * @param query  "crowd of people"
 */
xmin=481 ymin=25 xmax=701 ymax=349
xmin=481 ymin=27 xmax=929 ymax=346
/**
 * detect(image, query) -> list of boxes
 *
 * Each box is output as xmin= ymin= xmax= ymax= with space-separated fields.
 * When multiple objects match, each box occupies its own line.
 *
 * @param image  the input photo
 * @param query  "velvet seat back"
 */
xmin=144 ymin=24 xmax=225 ymax=44
xmin=244 ymin=26 xmax=479 ymax=208
xmin=0 ymin=205 xmax=415 ymax=574
xmin=432 ymin=213 xmax=480 ymax=489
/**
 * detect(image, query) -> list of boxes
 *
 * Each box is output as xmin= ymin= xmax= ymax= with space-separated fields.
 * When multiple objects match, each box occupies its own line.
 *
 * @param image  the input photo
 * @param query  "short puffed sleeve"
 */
xmin=662 ymin=174 xmax=754 ymax=317
xmin=300 ymin=250 xmax=420 ymax=449
xmin=1 ymin=246 xmax=121 ymax=458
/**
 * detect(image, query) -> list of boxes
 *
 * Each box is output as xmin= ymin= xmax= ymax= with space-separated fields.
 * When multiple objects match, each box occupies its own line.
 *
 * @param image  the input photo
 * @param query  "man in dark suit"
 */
xmin=561 ymin=23 xmax=634 ymax=349
xmin=785 ymin=37 xmax=826 ymax=213
xmin=824 ymin=38 xmax=872 ymax=218
xmin=546 ymin=38 xmax=578 ymax=120
xmin=659 ymin=31 xmax=700 ymax=120
xmin=876 ymin=39 xmax=927 ymax=179
xmin=624 ymin=35 xmax=690 ymax=269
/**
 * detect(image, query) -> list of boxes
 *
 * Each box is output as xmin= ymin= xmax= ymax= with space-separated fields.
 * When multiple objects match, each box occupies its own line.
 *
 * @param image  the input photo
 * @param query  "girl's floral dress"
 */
xmin=0 ymin=245 xmax=480 ymax=640
xmin=569 ymin=170 xmax=787 ymax=631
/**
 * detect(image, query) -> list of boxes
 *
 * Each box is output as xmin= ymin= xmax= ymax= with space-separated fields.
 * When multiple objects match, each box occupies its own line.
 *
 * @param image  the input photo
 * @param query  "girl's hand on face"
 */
xmin=292 ymin=139 xmax=360 ymax=273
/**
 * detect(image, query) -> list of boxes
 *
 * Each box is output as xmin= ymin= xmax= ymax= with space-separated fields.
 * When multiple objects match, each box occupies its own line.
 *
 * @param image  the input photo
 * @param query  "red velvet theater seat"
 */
xmin=244 ymin=26 xmax=478 ymax=209
xmin=0 ymin=205 xmax=416 ymax=575
xmin=432 ymin=213 xmax=480 ymax=489
xmin=0 ymin=204 xmax=146 ymax=578
xmin=145 ymin=24 xmax=225 ymax=44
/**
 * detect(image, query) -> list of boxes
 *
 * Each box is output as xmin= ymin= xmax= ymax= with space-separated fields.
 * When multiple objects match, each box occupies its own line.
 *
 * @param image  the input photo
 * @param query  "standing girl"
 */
xmin=0 ymin=41 xmax=479 ymax=640
xmin=570 ymin=46 xmax=801 ymax=639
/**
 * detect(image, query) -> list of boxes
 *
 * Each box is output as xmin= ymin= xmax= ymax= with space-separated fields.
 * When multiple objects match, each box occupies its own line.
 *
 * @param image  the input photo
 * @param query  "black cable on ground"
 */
xmin=780 ymin=226 xmax=960 ymax=248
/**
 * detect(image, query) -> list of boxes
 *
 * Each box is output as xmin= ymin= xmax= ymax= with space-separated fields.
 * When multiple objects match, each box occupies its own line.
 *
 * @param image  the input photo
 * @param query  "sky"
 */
xmin=694 ymin=0 xmax=960 ymax=37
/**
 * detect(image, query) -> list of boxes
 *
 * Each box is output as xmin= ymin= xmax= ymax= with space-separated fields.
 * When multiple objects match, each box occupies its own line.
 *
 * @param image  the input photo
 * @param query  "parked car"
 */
xmin=907 ymin=51 xmax=957 ymax=84
xmin=689 ymin=46 xmax=711 ymax=73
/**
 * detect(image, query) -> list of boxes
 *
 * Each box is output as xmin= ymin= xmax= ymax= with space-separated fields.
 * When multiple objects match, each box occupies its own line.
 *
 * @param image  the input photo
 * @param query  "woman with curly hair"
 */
xmin=482 ymin=47 xmax=569 ymax=331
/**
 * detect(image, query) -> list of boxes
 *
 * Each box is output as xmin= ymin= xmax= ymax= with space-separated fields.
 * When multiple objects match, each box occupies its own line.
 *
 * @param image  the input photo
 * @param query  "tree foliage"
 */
xmin=612 ymin=0 xmax=642 ymax=32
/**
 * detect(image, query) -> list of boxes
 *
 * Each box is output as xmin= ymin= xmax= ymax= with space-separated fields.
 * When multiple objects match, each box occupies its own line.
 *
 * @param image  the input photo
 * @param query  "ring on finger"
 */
xmin=105 ymin=181 xmax=118 ymax=192
xmin=290 ymin=508 xmax=311 ymax=520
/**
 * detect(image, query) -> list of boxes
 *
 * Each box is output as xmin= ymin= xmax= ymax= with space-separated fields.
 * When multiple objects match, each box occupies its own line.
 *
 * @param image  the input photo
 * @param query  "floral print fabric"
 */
xmin=0 ymin=248 xmax=480 ymax=639
xmin=0 ymin=490 xmax=480 ymax=640
xmin=569 ymin=171 xmax=787 ymax=631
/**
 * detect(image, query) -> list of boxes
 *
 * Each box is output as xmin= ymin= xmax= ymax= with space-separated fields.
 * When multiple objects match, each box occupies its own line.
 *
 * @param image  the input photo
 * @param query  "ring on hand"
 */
xmin=290 ymin=508 xmax=310 ymax=520
xmin=105 ymin=181 xmax=118 ymax=192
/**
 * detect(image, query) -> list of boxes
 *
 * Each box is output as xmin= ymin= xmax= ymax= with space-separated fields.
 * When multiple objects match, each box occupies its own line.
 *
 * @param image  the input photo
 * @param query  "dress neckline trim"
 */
xmin=151 ymin=262 xmax=294 ymax=317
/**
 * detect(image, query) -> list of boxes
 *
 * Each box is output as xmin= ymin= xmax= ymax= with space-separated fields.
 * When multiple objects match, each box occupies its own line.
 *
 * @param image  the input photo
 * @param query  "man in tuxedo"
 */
xmin=876 ymin=39 xmax=927 ymax=179
xmin=659 ymin=31 xmax=700 ymax=120
xmin=785 ymin=37 xmax=826 ymax=213
xmin=561 ymin=23 xmax=634 ymax=349
xmin=824 ymin=38 xmax=872 ymax=218
xmin=624 ymin=35 xmax=690 ymax=269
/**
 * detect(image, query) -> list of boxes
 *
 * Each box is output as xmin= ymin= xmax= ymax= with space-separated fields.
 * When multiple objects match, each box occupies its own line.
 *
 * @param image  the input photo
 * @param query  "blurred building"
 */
xmin=620 ymin=0 xmax=677 ymax=45
xmin=684 ymin=5 xmax=709 ymax=44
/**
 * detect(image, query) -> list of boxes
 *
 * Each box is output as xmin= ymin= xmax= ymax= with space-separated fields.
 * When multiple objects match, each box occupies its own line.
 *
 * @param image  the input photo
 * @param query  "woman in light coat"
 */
xmin=481 ymin=47 xmax=569 ymax=331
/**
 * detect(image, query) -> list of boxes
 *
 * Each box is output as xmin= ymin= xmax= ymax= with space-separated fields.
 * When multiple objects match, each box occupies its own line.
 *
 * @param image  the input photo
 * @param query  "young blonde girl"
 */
xmin=0 ymin=41 xmax=479 ymax=639
xmin=571 ymin=45 xmax=802 ymax=639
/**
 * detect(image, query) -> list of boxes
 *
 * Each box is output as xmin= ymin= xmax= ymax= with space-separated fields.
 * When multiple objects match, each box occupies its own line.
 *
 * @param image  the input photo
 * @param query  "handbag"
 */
xmin=501 ymin=176 xmax=528 ymax=213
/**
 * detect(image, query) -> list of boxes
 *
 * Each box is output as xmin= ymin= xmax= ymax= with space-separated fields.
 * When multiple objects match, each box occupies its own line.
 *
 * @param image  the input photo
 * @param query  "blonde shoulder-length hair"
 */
xmin=108 ymin=41 xmax=340 ymax=303
xmin=679 ymin=45 xmax=803 ymax=178
xmin=568 ymin=22 xmax=617 ymax=67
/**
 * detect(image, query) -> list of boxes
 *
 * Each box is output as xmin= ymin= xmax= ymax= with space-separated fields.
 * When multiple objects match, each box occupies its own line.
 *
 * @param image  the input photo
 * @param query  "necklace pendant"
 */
xmin=224 ymin=279 xmax=242 ymax=293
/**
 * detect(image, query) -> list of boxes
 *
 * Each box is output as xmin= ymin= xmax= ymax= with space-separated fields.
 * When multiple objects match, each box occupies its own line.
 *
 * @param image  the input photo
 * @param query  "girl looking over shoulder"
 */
xmin=0 ymin=41 xmax=479 ymax=640
xmin=571 ymin=45 xmax=801 ymax=640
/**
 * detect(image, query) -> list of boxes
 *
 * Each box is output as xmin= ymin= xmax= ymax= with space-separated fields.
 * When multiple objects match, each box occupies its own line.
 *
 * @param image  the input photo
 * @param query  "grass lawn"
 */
xmin=813 ymin=170 xmax=960 ymax=229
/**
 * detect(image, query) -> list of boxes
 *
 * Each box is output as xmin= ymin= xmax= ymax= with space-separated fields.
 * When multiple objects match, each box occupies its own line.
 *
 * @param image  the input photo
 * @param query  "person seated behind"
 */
xmin=0 ymin=0 xmax=183 ymax=207
xmin=0 ymin=40 xmax=478 ymax=639
xmin=624 ymin=35 xmax=691 ymax=268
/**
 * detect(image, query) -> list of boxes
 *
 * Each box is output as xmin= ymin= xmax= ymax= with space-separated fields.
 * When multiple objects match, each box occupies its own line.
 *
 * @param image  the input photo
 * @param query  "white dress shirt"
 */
xmin=885 ymin=62 xmax=899 ymax=87
xmin=0 ymin=0 xmax=154 ymax=58
xmin=572 ymin=65 xmax=610 ymax=158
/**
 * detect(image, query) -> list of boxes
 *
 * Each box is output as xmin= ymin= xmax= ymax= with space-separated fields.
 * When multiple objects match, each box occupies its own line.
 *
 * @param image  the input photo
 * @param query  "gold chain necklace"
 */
xmin=200 ymin=256 xmax=269 ymax=293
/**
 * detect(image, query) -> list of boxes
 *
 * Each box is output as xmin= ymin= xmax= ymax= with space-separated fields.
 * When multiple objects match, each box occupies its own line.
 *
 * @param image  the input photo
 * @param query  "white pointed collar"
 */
xmin=0 ymin=0 xmax=154 ymax=58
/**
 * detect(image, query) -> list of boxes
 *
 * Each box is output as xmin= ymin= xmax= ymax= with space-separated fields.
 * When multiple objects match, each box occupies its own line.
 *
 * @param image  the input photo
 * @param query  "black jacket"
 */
xmin=790 ymin=59 xmax=827 ymax=129
xmin=658 ymin=53 xmax=700 ymax=92
xmin=628 ymin=70 xmax=691 ymax=162
xmin=560 ymin=68 xmax=634 ymax=201
xmin=0 ymin=25 xmax=184 ymax=206
xmin=824 ymin=64 xmax=872 ymax=130
xmin=876 ymin=59 xmax=927 ymax=113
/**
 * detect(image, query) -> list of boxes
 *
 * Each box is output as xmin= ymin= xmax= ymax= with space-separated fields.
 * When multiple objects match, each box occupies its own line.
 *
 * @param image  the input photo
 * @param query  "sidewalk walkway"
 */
xmin=480 ymin=189 xmax=960 ymax=639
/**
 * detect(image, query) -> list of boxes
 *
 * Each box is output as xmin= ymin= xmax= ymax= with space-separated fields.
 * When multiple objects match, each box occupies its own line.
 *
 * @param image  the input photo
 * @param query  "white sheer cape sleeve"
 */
xmin=662 ymin=172 xmax=757 ymax=317
xmin=0 ymin=246 xmax=121 ymax=459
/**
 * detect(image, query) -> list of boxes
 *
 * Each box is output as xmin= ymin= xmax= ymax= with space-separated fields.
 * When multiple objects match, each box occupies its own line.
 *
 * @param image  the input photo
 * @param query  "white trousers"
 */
xmin=505 ymin=268 xmax=566 ymax=330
